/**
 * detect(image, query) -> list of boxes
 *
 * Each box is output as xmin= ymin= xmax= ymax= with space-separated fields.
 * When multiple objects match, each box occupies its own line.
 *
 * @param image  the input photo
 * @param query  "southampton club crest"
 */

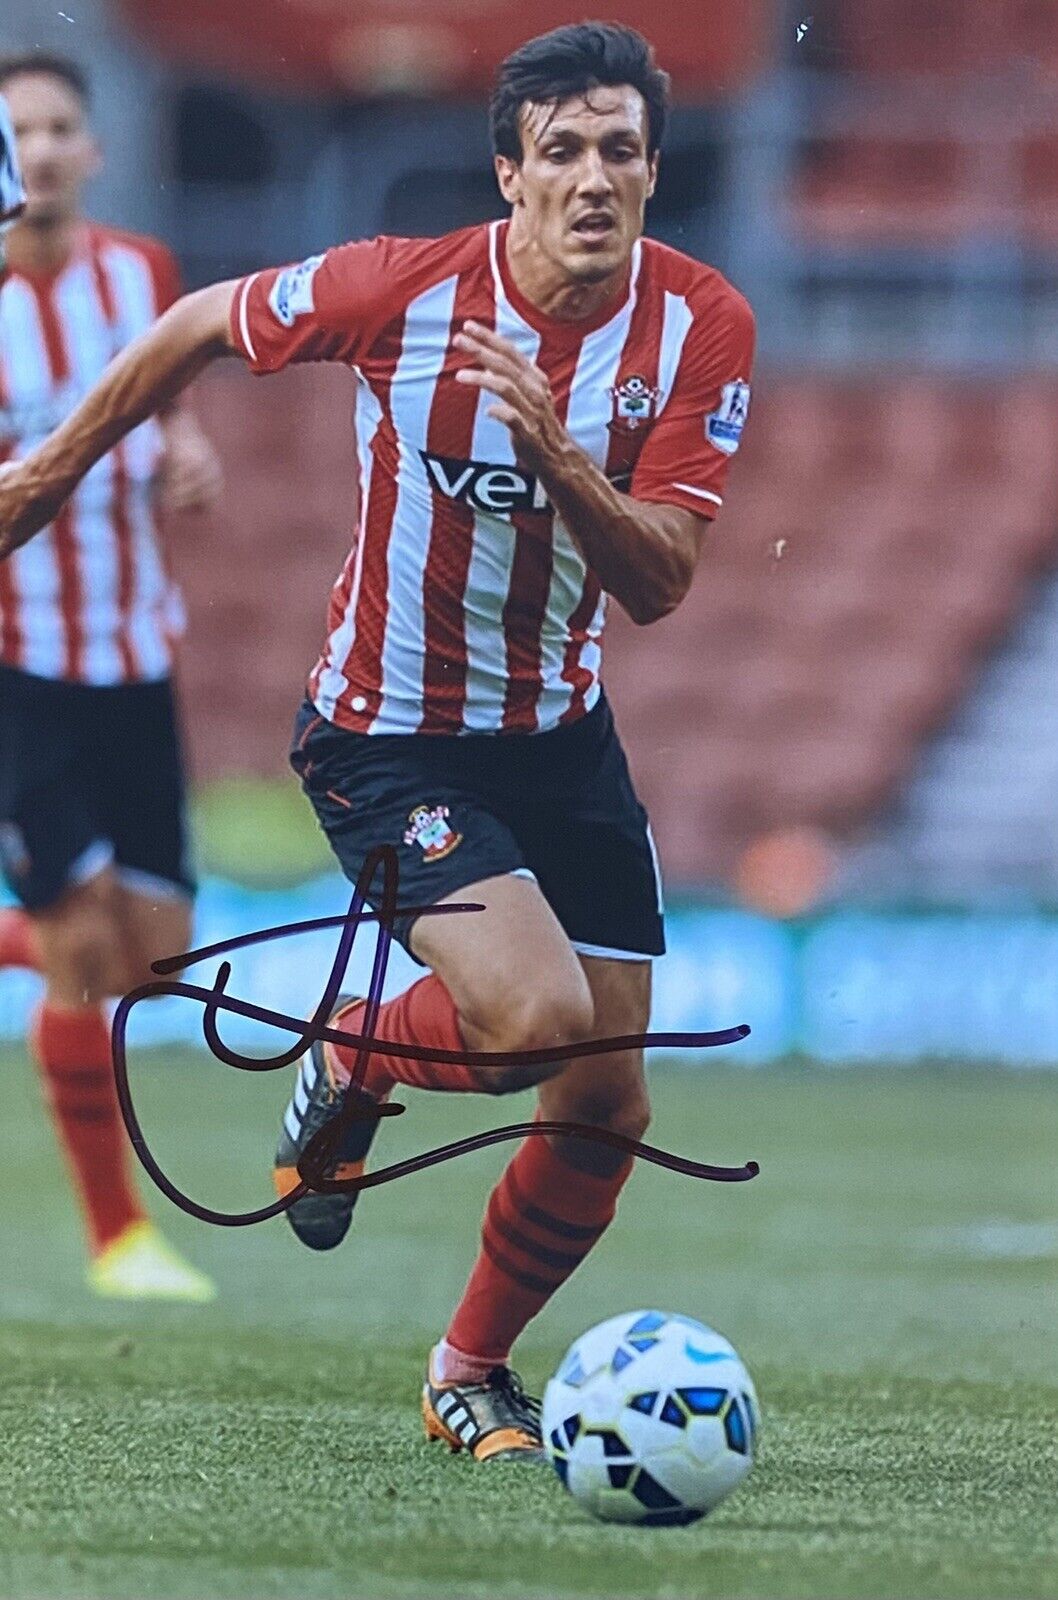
xmin=403 ymin=804 xmax=462 ymax=862
xmin=607 ymin=372 xmax=660 ymax=433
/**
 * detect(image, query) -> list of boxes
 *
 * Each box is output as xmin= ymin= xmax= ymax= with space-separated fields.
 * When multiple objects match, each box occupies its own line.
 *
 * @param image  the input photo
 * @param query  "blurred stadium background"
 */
xmin=4 ymin=0 xmax=1058 ymax=1064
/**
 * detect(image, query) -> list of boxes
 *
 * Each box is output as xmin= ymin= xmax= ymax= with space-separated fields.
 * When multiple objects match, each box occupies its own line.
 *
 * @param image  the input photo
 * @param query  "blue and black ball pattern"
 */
xmin=548 ymin=1311 xmax=758 ymax=1524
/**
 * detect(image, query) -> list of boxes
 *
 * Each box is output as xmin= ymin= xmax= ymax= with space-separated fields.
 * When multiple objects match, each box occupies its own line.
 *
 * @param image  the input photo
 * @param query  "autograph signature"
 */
xmin=111 ymin=846 xmax=759 ymax=1227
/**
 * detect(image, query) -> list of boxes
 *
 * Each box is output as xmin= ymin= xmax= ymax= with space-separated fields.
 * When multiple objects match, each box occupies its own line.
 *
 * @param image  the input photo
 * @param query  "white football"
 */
xmin=542 ymin=1310 xmax=759 ymax=1525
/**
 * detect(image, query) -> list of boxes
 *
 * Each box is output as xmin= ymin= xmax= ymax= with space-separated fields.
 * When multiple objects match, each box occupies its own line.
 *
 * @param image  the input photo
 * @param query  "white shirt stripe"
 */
xmin=238 ymin=274 xmax=259 ymax=364
xmin=673 ymin=482 xmax=723 ymax=507
xmin=56 ymin=259 xmax=122 ymax=683
xmin=371 ymin=274 xmax=460 ymax=733
xmin=0 ymin=276 xmax=65 ymax=678
xmin=459 ymin=301 xmax=541 ymax=732
xmin=656 ymin=291 xmax=695 ymax=418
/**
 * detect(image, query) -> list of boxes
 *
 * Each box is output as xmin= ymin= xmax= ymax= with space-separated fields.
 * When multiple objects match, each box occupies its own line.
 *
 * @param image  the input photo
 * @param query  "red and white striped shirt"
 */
xmin=0 ymin=224 xmax=183 ymax=684
xmin=233 ymin=219 xmax=755 ymax=735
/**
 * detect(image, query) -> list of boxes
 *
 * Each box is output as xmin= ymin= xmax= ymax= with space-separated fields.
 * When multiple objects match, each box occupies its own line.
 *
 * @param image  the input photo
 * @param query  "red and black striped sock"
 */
xmin=30 ymin=1002 xmax=144 ymax=1254
xmin=327 ymin=975 xmax=480 ymax=1098
xmin=445 ymin=1125 xmax=634 ymax=1365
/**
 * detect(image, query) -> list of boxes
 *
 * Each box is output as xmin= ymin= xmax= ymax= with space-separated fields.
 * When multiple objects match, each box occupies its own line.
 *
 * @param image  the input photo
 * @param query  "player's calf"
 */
xmin=537 ymin=1071 xmax=652 ymax=1176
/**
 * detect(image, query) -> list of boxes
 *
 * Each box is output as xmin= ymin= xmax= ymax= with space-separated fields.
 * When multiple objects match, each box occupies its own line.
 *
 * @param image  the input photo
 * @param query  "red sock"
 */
xmin=0 ymin=908 xmax=40 ymax=970
xmin=30 ymin=1002 xmax=145 ymax=1254
xmin=445 ymin=1126 xmax=634 ymax=1364
xmin=328 ymin=975 xmax=480 ymax=1097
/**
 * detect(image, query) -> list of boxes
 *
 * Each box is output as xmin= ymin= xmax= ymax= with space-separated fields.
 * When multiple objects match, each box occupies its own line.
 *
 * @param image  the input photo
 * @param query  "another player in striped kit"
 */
xmin=0 ymin=26 xmax=754 ymax=1447
xmin=0 ymin=57 xmax=220 ymax=1300
xmin=0 ymin=90 xmax=26 ymax=269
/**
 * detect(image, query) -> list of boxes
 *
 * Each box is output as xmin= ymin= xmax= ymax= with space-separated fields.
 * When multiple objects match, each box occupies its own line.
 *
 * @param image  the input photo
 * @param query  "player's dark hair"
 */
xmin=490 ymin=23 xmax=669 ymax=162
xmin=0 ymin=52 xmax=90 ymax=107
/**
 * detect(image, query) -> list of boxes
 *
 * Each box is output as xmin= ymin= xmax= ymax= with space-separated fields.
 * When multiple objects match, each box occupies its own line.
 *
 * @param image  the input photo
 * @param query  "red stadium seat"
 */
xmin=1018 ymin=133 xmax=1058 ymax=243
xmin=828 ymin=0 xmax=992 ymax=76
xmin=792 ymin=133 xmax=985 ymax=245
xmin=1000 ymin=0 xmax=1058 ymax=75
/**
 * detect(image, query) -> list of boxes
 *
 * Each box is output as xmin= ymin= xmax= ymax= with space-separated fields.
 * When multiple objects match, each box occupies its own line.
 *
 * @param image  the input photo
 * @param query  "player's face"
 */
xmin=496 ymin=86 xmax=658 ymax=286
xmin=2 ymin=73 xmax=98 ymax=227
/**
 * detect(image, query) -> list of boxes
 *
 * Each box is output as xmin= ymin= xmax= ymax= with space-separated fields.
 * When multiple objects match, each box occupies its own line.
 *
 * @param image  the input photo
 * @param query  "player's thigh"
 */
xmin=410 ymin=871 xmax=594 ymax=1059
xmin=537 ymin=955 xmax=652 ymax=1175
xmin=95 ymin=676 xmax=196 ymax=910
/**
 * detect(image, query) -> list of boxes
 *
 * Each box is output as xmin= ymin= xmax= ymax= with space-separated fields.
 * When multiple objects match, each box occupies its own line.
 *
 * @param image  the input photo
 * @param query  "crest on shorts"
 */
xmin=607 ymin=372 xmax=660 ymax=433
xmin=403 ymin=804 xmax=462 ymax=862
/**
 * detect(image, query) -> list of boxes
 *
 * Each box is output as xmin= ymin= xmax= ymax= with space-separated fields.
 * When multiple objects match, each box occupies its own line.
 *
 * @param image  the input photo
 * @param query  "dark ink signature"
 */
xmin=111 ymin=846 xmax=759 ymax=1227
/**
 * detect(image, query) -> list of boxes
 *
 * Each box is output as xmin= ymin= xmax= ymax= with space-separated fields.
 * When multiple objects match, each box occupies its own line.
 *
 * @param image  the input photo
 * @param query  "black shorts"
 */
xmin=0 ymin=663 xmax=195 ymax=911
xmin=290 ymin=691 xmax=665 ymax=962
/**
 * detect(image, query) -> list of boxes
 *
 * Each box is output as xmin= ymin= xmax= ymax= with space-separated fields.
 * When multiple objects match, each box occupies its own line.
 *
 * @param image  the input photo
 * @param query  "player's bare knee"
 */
xmin=44 ymin=927 xmax=116 ymax=1003
xmin=466 ymin=982 xmax=594 ymax=1095
xmin=505 ymin=988 xmax=594 ymax=1070
xmin=36 ymin=883 xmax=128 ymax=1003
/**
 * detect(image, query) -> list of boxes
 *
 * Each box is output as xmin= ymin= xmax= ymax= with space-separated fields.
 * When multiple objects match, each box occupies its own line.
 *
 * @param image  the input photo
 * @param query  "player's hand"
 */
xmin=0 ymin=458 xmax=68 ymax=562
xmin=156 ymin=417 xmax=223 ymax=515
xmin=453 ymin=321 xmax=567 ymax=474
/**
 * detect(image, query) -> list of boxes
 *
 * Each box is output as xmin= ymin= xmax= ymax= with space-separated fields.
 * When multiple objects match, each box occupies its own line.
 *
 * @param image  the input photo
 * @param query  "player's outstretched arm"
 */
xmin=0 ymin=280 xmax=239 ymax=560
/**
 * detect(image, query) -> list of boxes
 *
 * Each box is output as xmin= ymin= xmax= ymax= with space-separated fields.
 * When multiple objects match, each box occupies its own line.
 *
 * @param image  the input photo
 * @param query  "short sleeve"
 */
xmin=630 ymin=285 xmax=756 ymax=521
xmin=229 ymin=238 xmax=398 ymax=374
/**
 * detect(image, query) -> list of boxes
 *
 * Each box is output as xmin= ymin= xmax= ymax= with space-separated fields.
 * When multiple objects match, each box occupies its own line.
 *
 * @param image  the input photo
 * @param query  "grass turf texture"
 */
xmin=1 ymin=1047 xmax=1055 ymax=1599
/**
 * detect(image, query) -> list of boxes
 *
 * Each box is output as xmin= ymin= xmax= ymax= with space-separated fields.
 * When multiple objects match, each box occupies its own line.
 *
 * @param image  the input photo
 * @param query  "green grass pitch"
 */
xmin=1 ymin=1043 xmax=1056 ymax=1599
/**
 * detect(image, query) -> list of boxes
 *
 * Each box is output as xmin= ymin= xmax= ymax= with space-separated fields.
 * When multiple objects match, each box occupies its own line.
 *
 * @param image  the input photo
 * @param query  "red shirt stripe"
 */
xmin=418 ymin=268 xmax=496 ymax=733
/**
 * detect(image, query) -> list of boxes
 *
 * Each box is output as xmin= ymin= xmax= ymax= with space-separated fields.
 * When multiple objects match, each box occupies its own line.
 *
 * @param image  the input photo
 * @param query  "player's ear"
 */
xmin=646 ymin=151 xmax=659 ymax=201
xmin=494 ymin=153 xmax=523 ymax=207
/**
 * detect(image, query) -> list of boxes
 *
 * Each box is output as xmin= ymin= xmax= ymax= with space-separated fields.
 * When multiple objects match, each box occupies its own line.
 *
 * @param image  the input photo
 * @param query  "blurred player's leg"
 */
xmin=30 ymin=873 xmax=144 ymax=1257
xmin=28 ymin=869 xmax=213 ymax=1301
xmin=0 ymin=663 xmax=214 ymax=1301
